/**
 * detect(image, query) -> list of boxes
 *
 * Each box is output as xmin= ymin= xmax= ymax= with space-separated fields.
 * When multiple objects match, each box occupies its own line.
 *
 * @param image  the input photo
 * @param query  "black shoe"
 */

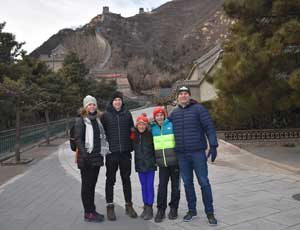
xmin=168 ymin=208 xmax=178 ymax=220
xmin=125 ymin=203 xmax=138 ymax=218
xmin=183 ymin=211 xmax=197 ymax=222
xmin=154 ymin=209 xmax=165 ymax=223
xmin=93 ymin=211 xmax=105 ymax=220
xmin=143 ymin=205 xmax=153 ymax=220
xmin=207 ymin=214 xmax=217 ymax=226
xmin=140 ymin=205 xmax=146 ymax=218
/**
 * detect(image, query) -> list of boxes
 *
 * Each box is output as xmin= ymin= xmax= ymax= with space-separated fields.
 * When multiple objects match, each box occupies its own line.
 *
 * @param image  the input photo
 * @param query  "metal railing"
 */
xmin=0 ymin=119 xmax=74 ymax=157
xmin=217 ymin=128 xmax=300 ymax=142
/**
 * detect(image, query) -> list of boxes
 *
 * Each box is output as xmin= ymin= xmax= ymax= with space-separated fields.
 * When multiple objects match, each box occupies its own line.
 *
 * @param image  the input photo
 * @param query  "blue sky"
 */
xmin=1 ymin=0 xmax=170 ymax=53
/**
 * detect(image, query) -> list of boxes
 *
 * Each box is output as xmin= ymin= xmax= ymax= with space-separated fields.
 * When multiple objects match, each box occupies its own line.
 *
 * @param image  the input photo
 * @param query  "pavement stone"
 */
xmin=0 ymin=149 xmax=158 ymax=230
xmin=0 ymin=106 xmax=300 ymax=230
xmin=1 ymin=140 xmax=300 ymax=230
xmin=221 ymin=218 xmax=287 ymax=230
xmin=58 ymin=138 xmax=300 ymax=230
xmin=265 ymin=208 xmax=300 ymax=227
xmin=242 ymin=144 xmax=300 ymax=170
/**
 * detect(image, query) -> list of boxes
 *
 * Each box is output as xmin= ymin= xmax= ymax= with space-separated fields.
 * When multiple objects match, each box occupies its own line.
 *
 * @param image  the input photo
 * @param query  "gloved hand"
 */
xmin=130 ymin=131 xmax=135 ymax=141
xmin=207 ymin=147 xmax=217 ymax=162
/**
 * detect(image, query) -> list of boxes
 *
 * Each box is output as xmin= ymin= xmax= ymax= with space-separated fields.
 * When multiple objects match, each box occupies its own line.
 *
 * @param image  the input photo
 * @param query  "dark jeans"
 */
xmin=157 ymin=166 xmax=180 ymax=211
xmin=105 ymin=152 xmax=132 ymax=204
xmin=177 ymin=151 xmax=214 ymax=215
xmin=80 ymin=165 xmax=100 ymax=213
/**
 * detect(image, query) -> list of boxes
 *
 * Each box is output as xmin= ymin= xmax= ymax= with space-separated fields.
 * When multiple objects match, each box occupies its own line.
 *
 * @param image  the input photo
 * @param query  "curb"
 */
xmin=219 ymin=139 xmax=300 ymax=174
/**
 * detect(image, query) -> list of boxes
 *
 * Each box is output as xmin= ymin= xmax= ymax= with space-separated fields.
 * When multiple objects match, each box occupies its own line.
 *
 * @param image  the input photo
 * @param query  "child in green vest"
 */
xmin=150 ymin=107 xmax=180 ymax=223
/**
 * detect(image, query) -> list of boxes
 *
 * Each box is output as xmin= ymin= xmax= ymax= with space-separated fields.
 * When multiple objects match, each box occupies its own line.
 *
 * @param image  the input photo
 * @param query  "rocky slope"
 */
xmin=31 ymin=0 xmax=230 ymax=78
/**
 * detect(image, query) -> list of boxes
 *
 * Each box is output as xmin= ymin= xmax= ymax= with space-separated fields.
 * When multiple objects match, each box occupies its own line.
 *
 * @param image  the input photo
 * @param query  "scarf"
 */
xmin=83 ymin=117 xmax=110 ymax=156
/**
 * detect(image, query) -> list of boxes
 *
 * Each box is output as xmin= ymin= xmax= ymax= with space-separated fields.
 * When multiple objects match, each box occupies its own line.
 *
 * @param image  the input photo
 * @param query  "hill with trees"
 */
xmin=30 ymin=0 xmax=230 ymax=91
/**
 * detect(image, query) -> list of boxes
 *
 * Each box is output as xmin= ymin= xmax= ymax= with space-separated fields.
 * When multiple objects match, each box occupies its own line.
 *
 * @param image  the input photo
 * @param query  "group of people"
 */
xmin=74 ymin=85 xmax=219 ymax=226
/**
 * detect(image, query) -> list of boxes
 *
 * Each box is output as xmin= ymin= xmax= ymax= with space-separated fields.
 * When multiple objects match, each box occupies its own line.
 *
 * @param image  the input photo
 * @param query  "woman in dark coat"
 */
xmin=75 ymin=95 xmax=107 ymax=223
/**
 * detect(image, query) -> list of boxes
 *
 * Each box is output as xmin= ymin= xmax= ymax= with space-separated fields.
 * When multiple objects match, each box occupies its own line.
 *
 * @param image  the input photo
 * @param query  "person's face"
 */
xmin=155 ymin=112 xmax=165 ymax=126
xmin=177 ymin=91 xmax=190 ymax=106
xmin=112 ymin=98 xmax=122 ymax=111
xmin=86 ymin=103 xmax=97 ymax=113
xmin=137 ymin=122 xmax=147 ymax=133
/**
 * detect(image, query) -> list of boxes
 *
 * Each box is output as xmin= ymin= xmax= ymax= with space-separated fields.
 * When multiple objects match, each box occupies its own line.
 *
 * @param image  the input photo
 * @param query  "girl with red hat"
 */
xmin=131 ymin=113 xmax=156 ymax=220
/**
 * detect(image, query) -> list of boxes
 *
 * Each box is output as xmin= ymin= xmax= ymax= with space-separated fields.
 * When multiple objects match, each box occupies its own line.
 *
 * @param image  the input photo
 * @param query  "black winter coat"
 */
xmin=74 ymin=116 xmax=104 ymax=169
xmin=100 ymin=104 xmax=134 ymax=153
xmin=132 ymin=129 xmax=156 ymax=173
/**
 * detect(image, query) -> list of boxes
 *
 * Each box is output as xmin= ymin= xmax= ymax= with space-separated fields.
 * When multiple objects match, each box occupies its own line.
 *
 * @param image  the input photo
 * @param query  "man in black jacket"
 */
xmin=101 ymin=92 xmax=138 ymax=221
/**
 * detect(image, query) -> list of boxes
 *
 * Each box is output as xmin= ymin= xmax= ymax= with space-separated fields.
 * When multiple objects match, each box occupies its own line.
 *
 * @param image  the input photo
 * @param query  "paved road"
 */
xmin=1 ymin=107 xmax=300 ymax=230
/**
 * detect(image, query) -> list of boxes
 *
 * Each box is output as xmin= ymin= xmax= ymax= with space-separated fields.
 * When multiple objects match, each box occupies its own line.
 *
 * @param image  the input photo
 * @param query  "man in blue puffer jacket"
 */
xmin=169 ymin=85 xmax=218 ymax=226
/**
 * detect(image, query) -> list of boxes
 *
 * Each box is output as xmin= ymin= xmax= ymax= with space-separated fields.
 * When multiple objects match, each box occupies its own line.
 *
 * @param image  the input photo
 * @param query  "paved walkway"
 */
xmin=1 ymin=139 xmax=300 ymax=230
xmin=0 ymin=107 xmax=300 ymax=230
xmin=0 ymin=142 xmax=158 ymax=230
xmin=242 ymin=144 xmax=300 ymax=171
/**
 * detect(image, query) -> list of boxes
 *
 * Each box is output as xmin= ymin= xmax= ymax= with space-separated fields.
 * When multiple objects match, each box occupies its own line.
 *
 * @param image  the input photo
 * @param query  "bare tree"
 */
xmin=127 ymin=56 xmax=159 ymax=93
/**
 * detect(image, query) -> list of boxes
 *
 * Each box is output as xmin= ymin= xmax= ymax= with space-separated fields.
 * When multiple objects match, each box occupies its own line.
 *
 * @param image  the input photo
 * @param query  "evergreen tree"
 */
xmin=0 ymin=57 xmax=36 ymax=161
xmin=58 ymin=52 xmax=117 ymax=115
xmin=0 ymin=22 xmax=24 ymax=64
xmin=91 ymin=78 xmax=117 ymax=109
xmin=0 ymin=22 xmax=25 ymax=130
xmin=213 ymin=0 xmax=300 ymax=129
xmin=26 ymin=58 xmax=63 ymax=144
xmin=0 ymin=22 xmax=28 ymax=161
xmin=58 ymin=52 xmax=89 ymax=116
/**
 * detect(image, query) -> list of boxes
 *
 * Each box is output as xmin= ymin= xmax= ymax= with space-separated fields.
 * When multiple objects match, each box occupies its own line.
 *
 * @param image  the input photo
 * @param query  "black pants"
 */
xmin=80 ymin=165 xmax=100 ymax=213
xmin=157 ymin=165 xmax=180 ymax=211
xmin=105 ymin=152 xmax=132 ymax=204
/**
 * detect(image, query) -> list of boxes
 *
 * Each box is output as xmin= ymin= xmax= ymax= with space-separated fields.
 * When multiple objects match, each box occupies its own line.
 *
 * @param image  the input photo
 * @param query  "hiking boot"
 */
xmin=143 ymin=205 xmax=153 ymax=220
xmin=107 ymin=204 xmax=116 ymax=221
xmin=84 ymin=212 xmax=104 ymax=222
xmin=207 ymin=214 xmax=218 ymax=226
xmin=183 ymin=210 xmax=197 ymax=222
xmin=93 ymin=211 xmax=105 ymax=220
xmin=154 ymin=209 xmax=165 ymax=223
xmin=168 ymin=208 xmax=178 ymax=220
xmin=140 ymin=205 xmax=146 ymax=218
xmin=125 ymin=202 xmax=138 ymax=218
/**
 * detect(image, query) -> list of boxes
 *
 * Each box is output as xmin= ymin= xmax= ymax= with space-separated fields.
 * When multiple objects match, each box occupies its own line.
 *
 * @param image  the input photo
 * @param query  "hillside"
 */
xmin=31 ymin=0 xmax=230 ymax=80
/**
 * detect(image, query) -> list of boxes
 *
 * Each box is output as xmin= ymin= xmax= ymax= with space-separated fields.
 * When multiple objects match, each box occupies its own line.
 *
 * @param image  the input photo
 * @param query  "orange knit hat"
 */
xmin=153 ymin=106 xmax=166 ymax=119
xmin=136 ymin=113 xmax=149 ymax=125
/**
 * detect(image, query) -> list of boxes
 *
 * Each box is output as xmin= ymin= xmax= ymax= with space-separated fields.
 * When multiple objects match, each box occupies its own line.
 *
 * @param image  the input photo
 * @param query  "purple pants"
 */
xmin=138 ymin=171 xmax=155 ymax=205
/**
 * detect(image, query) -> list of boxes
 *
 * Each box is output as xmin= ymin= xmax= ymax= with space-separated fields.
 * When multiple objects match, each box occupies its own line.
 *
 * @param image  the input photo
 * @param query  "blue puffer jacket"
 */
xmin=169 ymin=100 xmax=218 ymax=154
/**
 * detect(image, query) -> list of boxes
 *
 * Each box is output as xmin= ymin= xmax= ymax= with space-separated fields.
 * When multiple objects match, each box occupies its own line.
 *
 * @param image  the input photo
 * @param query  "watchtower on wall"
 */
xmin=103 ymin=6 xmax=109 ymax=14
xmin=139 ymin=8 xmax=144 ymax=14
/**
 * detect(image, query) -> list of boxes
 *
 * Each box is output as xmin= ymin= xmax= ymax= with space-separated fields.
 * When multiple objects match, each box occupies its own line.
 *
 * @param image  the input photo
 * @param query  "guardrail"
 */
xmin=217 ymin=128 xmax=300 ymax=142
xmin=0 ymin=119 xmax=74 ymax=158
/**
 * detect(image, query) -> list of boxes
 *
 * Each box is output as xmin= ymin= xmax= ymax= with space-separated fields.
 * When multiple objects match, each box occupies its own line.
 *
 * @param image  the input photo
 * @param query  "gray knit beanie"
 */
xmin=83 ymin=95 xmax=97 ymax=108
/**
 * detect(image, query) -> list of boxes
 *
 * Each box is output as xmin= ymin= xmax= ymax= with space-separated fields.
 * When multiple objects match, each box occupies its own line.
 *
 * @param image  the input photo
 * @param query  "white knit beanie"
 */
xmin=83 ymin=95 xmax=97 ymax=108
